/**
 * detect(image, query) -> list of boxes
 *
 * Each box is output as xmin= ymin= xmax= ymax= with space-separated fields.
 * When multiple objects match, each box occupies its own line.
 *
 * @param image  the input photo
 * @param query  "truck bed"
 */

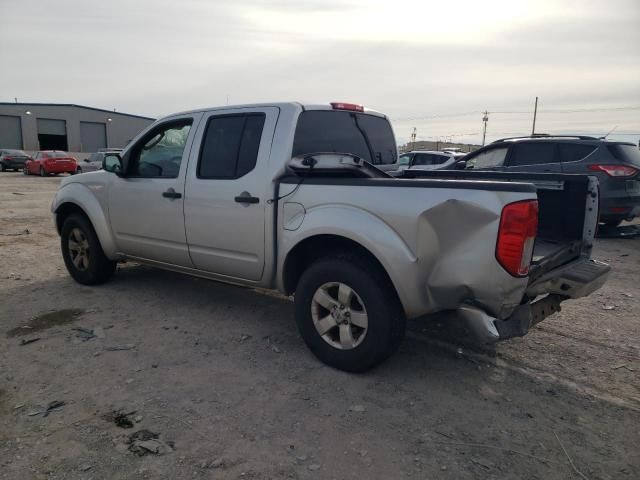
xmin=395 ymin=170 xmax=598 ymax=281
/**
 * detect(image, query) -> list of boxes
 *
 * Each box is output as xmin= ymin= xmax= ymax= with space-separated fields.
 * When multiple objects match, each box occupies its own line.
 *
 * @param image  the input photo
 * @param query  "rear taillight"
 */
xmin=330 ymin=102 xmax=364 ymax=112
xmin=588 ymin=164 xmax=638 ymax=177
xmin=496 ymin=200 xmax=538 ymax=277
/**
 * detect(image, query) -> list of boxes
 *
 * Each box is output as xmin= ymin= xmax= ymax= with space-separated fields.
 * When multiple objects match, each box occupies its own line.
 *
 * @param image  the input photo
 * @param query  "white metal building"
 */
xmin=0 ymin=102 xmax=154 ymax=155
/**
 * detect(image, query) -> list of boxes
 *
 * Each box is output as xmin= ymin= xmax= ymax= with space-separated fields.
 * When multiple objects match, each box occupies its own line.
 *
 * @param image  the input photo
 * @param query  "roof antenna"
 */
xmin=601 ymin=125 xmax=618 ymax=139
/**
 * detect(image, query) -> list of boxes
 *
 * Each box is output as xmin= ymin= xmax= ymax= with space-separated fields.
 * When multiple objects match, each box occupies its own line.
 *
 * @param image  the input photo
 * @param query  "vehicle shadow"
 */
xmin=0 ymin=263 xmax=493 ymax=376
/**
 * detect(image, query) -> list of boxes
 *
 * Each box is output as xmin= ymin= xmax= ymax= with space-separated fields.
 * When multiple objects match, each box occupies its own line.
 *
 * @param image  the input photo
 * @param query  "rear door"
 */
xmin=504 ymin=141 xmax=561 ymax=173
xmin=183 ymin=107 xmax=278 ymax=281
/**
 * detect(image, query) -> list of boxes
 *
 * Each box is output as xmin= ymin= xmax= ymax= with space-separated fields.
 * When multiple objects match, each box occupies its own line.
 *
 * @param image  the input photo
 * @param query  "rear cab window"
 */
xmin=292 ymin=110 xmax=397 ymax=165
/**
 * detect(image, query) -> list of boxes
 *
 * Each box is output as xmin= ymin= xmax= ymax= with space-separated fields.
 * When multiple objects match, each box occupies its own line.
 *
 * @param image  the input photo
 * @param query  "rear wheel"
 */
xmin=294 ymin=254 xmax=405 ymax=372
xmin=23 ymin=167 xmax=29 ymax=175
xmin=40 ymin=167 xmax=47 ymax=177
xmin=0 ymin=163 xmax=6 ymax=172
xmin=61 ymin=214 xmax=116 ymax=285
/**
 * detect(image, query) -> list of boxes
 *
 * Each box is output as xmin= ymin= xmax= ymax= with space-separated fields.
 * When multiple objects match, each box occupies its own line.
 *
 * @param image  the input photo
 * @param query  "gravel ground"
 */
xmin=1 ymin=172 xmax=638 ymax=480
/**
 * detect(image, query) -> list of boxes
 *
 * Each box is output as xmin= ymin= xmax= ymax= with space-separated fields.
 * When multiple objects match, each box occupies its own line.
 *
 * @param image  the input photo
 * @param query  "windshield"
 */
xmin=292 ymin=110 xmax=397 ymax=165
xmin=608 ymin=144 xmax=640 ymax=168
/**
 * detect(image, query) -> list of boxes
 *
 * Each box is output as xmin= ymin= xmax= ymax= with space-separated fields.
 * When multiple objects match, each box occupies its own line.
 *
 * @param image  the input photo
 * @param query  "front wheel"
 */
xmin=39 ymin=167 xmax=47 ymax=177
xmin=0 ymin=163 xmax=6 ymax=172
xmin=61 ymin=214 xmax=116 ymax=285
xmin=23 ymin=167 xmax=29 ymax=175
xmin=294 ymin=254 xmax=405 ymax=372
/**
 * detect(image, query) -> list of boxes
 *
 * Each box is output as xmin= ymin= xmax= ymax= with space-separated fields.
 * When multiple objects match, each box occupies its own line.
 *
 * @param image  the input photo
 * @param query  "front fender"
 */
xmin=52 ymin=182 xmax=118 ymax=259
xmin=279 ymin=204 xmax=417 ymax=312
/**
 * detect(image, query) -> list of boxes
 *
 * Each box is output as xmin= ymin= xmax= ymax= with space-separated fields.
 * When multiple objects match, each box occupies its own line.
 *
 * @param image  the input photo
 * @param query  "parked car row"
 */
xmin=1 ymin=148 xmax=122 ymax=176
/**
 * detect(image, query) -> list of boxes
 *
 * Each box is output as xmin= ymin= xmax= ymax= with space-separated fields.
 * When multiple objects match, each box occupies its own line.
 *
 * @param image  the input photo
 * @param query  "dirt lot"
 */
xmin=1 ymin=172 xmax=639 ymax=480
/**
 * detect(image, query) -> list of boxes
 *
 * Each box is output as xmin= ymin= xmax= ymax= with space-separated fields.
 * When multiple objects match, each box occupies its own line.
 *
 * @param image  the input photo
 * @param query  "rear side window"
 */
xmin=198 ymin=114 xmax=265 ymax=179
xmin=293 ymin=111 xmax=397 ymax=165
xmin=466 ymin=147 xmax=508 ymax=169
xmin=508 ymin=143 xmax=557 ymax=166
xmin=558 ymin=143 xmax=597 ymax=163
xmin=608 ymin=144 xmax=640 ymax=168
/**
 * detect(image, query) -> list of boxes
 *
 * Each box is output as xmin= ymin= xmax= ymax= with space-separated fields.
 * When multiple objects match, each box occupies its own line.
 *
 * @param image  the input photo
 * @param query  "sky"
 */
xmin=1 ymin=0 xmax=639 ymax=145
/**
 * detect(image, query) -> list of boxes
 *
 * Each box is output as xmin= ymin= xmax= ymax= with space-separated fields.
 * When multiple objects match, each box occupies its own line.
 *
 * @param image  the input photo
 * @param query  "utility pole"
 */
xmin=410 ymin=127 xmax=417 ymax=150
xmin=481 ymin=111 xmax=489 ymax=146
xmin=531 ymin=96 xmax=538 ymax=135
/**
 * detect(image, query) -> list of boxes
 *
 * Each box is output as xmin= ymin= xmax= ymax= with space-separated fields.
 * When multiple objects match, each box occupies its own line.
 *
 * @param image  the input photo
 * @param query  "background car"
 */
xmin=381 ymin=150 xmax=466 ymax=172
xmin=464 ymin=135 xmax=640 ymax=226
xmin=76 ymin=149 xmax=122 ymax=173
xmin=24 ymin=151 xmax=78 ymax=177
xmin=0 ymin=149 xmax=31 ymax=171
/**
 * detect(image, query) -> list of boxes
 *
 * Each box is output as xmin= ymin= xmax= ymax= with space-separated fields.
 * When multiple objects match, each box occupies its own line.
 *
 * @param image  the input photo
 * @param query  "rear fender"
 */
xmin=279 ymin=204 xmax=417 ymax=310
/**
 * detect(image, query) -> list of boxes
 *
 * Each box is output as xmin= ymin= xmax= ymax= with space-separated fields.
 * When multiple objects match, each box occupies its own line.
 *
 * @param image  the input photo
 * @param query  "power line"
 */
xmin=391 ymin=105 xmax=640 ymax=122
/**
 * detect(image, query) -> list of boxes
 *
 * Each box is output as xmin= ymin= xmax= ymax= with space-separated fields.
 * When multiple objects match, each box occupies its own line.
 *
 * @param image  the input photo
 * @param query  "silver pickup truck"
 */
xmin=51 ymin=102 xmax=610 ymax=372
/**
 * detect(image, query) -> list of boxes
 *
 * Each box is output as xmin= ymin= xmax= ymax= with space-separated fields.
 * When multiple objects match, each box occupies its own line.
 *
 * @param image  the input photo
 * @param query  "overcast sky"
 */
xmin=1 ymin=0 xmax=638 ymax=145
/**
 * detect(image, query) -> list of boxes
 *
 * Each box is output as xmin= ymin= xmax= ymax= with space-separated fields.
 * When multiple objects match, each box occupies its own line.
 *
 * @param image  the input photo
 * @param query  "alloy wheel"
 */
xmin=311 ymin=282 xmax=368 ymax=350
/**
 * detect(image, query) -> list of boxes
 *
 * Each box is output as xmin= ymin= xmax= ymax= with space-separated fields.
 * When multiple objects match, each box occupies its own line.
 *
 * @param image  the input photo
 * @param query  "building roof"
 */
xmin=0 ymin=102 xmax=155 ymax=121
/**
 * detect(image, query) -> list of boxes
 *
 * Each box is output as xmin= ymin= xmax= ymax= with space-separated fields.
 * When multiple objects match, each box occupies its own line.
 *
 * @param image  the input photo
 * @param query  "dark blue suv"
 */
xmin=464 ymin=135 xmax=640 ymax=226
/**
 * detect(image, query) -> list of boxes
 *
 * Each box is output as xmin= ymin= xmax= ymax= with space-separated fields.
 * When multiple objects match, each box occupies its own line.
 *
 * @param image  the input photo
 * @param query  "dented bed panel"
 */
xmin=278 ymin=181 xmax=534 ymax=319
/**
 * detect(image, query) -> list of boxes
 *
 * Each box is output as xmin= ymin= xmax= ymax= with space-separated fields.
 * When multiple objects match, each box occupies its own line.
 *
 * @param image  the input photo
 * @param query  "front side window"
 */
xmin=129 ymin=120 xmax=192 ymax=178
xmin=508 ymin=142 xmax=557 ymax=166
xmin=466 ymin=147 xmax=508 ymax=169
xmin=197 ymin=114 xmax=265 ymax=179
xmin=293 ymin=111 xmax=397 ymax=165
xmin=398 ymin=154 xmax=412 ymax=165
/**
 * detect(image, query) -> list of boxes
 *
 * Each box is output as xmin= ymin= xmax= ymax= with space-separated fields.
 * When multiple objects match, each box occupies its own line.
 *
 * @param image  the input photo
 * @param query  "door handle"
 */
xmin=234 ymin=192 xmax=259 ymax=204
xmin=162 ymin=188 xmax=182 ymax=199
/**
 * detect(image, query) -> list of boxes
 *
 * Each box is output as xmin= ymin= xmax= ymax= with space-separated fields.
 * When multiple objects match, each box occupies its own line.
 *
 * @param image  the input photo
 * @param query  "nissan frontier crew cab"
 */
xmin=52 ymin=102 xmax=610 ymax=372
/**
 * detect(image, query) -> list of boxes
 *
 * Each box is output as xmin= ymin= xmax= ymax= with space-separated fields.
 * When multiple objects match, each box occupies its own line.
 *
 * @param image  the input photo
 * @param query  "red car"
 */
xmin=24 ymin=151 xmax=78 ymax=177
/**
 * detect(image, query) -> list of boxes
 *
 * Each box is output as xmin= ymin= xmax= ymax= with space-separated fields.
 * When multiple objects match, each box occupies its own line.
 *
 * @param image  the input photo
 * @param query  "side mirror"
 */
xmin=103 ymin=154 xmax=123 ymax=175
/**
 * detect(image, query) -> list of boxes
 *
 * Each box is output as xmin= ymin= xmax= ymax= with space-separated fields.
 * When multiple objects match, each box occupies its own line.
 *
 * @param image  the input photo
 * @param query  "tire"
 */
xmin=40 ymin=167 xmax=47 ymax=177
xmin=294 ymin=254 xmax=406 ymax=372
xmin=0 ymin=163 xmax=6 ymax=172
xmin=76 ymin=167 xmax=82 ymax=174
xmin=23 ymin=167 xmax=29 ymax=175
xmin=61 ymin=213 xmax=116 ymax=285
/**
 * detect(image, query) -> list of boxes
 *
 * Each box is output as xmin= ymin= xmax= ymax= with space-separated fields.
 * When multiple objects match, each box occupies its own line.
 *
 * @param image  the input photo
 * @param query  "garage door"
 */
xmin=80 ymin=121 xmax=107 ymax=152
xmin=0 ymin=115 xmax=23 ymax=149
xmin=37 ymin=118 xmax=68 ymax=150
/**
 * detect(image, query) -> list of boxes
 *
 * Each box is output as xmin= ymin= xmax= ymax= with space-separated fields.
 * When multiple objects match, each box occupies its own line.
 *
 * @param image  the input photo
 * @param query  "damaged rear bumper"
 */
xmin=458 ymin=257 xmax=611 ymax=342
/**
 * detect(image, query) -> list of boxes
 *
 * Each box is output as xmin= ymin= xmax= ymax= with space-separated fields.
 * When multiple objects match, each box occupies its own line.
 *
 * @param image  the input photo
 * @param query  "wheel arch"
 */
xmin=282 ymin=234 xmax=402 ymax=307
xmin=53 ymin=185 xmax=118 ymax=259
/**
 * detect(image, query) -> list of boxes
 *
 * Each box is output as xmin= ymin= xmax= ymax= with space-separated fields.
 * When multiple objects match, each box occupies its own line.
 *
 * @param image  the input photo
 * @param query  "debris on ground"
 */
xmin=112 ymin=429 xmax=173 ymax=456
xmin=73 ymin=327 xmax=97 ymax=341
xmin=0 ymin=228 xmax=30 ymax=236
xmin=18 ymin=337 xmax=40 ymax=346
xmin=105 ymin=344 xmax=136 ymax=351
xmin=27 ymin=400 xmax=66 ymax=417
xmin=349 ymin=405 xmax=366 ymax=413
xmin=102 ymin=410 xmax=136 ymax=429
xmin=602 ymin=305 xmax=616 ymax=311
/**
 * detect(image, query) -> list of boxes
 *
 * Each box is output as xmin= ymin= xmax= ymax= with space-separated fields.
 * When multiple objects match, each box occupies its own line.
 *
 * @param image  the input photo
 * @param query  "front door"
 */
xmin=184 ymin=107 xmax=279 ymax=281
xmin=107 ymin=114 xmax=201 ymax=266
